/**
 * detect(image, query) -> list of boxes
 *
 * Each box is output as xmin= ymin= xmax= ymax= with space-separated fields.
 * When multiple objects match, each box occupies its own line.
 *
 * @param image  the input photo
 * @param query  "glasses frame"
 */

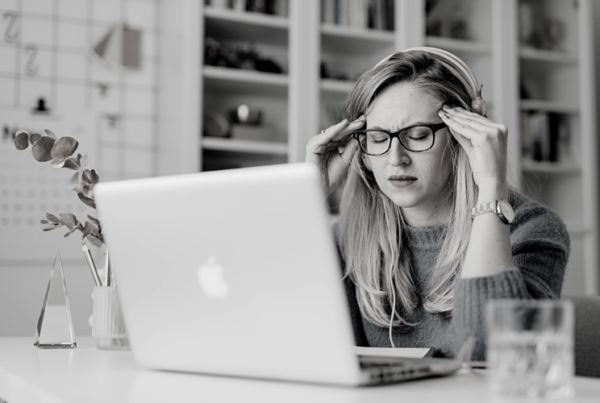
xmin=352 ymin=122 xmax=448 ymax=156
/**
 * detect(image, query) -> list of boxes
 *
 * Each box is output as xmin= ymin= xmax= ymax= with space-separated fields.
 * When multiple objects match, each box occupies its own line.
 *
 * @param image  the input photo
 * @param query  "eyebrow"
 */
xmin=367 ymin=121 xmax=438 ymax=130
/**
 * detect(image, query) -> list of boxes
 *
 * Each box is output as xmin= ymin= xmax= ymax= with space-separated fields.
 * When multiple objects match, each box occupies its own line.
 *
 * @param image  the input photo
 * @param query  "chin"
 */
xmin=382 ymin=188 xmax=423 ymax=208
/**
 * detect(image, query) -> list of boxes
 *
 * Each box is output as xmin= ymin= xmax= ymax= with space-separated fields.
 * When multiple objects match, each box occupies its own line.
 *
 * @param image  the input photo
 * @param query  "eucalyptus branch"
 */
xmin=14 ymin=129 xmax=104 ymax=246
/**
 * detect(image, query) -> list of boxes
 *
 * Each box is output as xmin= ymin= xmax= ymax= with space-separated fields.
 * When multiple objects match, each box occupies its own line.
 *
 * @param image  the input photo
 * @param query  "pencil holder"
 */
xmin=92 ymin=286 xmax=130 ymax=351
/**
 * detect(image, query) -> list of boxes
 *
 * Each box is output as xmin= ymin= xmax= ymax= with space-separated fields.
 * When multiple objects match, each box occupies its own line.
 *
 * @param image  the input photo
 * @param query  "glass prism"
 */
xmin=33 ymin=253 xmax=77 ymax=349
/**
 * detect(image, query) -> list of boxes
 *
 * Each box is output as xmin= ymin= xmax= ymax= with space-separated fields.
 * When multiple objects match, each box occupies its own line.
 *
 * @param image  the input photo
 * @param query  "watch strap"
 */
xmin=471 ymin=201 xmax=498 ymax=221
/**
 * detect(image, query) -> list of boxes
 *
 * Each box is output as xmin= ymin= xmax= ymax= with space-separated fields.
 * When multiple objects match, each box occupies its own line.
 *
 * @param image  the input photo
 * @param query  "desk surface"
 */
xmin=0 ymin=337 xmax=598 ymax=403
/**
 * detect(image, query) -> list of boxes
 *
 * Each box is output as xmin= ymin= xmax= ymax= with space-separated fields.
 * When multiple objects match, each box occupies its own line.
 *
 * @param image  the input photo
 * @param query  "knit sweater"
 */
xmin=336 ymin=200 xmax=570 ymax=361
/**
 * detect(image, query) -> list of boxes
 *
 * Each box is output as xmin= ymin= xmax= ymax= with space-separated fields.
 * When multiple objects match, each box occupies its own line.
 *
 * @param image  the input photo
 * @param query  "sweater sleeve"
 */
xmin=450 ymin=201 xmax=570 ymax=361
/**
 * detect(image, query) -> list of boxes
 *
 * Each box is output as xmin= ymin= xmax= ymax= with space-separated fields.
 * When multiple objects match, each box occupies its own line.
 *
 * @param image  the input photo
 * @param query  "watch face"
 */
xmin=498 ymin=200 xmax=515 ymax=223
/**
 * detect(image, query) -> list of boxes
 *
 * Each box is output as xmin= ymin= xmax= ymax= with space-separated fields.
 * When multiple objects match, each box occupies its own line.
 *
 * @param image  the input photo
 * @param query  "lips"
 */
xmin=388 ymin=175 xmax=417 ymax=187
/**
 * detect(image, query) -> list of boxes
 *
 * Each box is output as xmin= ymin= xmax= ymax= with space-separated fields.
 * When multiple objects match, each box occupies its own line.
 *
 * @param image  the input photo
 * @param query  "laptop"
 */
xmin=94 ymin=162 xmax=462 ymax=386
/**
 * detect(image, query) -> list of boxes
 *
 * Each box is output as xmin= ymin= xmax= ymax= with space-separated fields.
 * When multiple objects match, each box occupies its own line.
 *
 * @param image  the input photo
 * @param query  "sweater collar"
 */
xmin=403 ymin=224 xmax=447 ymax=250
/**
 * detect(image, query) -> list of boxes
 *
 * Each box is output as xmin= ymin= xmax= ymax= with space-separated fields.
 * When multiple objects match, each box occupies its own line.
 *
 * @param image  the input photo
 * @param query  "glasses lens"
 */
xmin=359 ymin=131 xmax=390 ymax=156
xmin=400 ymin=126 xmax=434 ymax=151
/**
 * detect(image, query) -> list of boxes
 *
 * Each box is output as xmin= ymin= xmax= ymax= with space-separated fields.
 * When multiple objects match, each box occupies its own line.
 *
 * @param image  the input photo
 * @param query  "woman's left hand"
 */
xmin=438 ymin=105 xmax=508 ymax=199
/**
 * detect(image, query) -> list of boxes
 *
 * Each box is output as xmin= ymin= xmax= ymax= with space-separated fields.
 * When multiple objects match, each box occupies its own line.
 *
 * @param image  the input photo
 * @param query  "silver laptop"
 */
xmin=94 ymin=162 xmax=461 ymax=386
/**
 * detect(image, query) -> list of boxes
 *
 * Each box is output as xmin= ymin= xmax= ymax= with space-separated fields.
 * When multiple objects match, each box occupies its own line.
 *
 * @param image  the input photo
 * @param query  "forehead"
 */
xmin=366 ymin=82 xmax=443 ymax=128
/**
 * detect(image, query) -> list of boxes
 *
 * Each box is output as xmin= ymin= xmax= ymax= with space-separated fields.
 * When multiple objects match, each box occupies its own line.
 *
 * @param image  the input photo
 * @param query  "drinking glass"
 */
xmin=486 ymin=299 xmax=574 ymax=399
xmin=92 ymin=286 xmax=130 ymax=351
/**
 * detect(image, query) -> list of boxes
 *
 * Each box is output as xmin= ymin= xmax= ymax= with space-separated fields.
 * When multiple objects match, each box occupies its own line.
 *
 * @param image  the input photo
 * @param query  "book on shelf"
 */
xmin=521 ymin=111 xmax=571 ymax=165
xmin=207 ymin=0 xmax=289 ymax=16
xmin=321 ymin=0 xmax=394 ymax=31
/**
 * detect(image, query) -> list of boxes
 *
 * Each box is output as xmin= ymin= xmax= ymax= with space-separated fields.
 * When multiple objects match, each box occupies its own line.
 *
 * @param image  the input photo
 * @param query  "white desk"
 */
xmin=0 ymin=337 xmax=598 ymax=403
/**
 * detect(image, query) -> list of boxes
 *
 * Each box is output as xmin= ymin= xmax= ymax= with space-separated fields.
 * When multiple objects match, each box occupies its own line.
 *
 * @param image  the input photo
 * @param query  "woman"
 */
xmin=306 ymin=48 xmax=569 ymax=360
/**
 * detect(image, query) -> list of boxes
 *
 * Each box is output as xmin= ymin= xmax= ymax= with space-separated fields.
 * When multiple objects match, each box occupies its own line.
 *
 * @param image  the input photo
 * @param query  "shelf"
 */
xmin=202 ymin=137 xmax=288 ymax=155
xmin=425 ymin=36 xmax=491 ymax=55
xmin=321 ymin=24 xmax=394 ymax=42
xmin=521 ymin=159 xmax=581 ymax=174
xmin=203 ymin=66 xmax=288 ymax=97
xmin=321 ymin=24 xmax=394 ymax=54
xmin=565 ymin=224 xmax=589 ymax=239
xmin=519 ymin=47 xmax=578 ymax=64
xmin=204 ymin=6 xmax=289 ymax=46
xmin=320 ymin=79 xmax=354 ymax=95
xmin=519 ymin=100 xmax=579 ymax=114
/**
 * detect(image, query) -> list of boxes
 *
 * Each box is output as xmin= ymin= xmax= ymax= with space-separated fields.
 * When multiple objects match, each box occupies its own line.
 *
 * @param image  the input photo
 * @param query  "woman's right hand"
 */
xmin=305 ymin=115 xmax=365 ymax=195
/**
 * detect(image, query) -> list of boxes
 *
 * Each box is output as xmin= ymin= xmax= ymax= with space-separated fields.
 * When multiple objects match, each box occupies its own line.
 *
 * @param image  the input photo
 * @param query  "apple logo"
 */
xmin=197 ymin=255 xmax=229 ymax=298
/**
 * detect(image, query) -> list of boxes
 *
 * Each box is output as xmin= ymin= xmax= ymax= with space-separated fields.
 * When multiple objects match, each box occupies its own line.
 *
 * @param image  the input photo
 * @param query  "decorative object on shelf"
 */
xmin=521 ymin=111 xmax=571 ymax=164
xmin=203 ymin=110 xmax=231 ymax=138
xmin=518 ymin=1 xmax=566 ymax=51
xmin=33 ymin=253 xmax=77 ymax=349
xmin=229 ymin=104 xmax=262 ymax=125
xmin=425 ymin=0 xmax=470 ymax=40
xmin=204 ymin=37 xmax=283 ymax=73
xmin=320 ymin=61 xmax=350 ymax=81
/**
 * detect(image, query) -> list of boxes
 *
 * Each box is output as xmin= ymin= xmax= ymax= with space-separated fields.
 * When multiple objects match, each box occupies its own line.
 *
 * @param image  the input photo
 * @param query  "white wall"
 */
xmin=0 ymin=0 xmax=159 ymax=337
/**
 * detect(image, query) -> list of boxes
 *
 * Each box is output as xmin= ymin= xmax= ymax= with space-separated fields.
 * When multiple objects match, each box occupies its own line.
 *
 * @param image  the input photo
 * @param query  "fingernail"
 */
xmin=438 ymin=110 xmax=447 ymax=118
xmin=442 ymin=105 xmax=451 ymax=110
xmin=353 ymin=115 xmax=365 ymax=123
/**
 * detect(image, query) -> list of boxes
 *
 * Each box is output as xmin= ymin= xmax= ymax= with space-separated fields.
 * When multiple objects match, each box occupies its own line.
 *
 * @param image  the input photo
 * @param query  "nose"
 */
xmin=387 ymin=137 xmax=410 ymax=166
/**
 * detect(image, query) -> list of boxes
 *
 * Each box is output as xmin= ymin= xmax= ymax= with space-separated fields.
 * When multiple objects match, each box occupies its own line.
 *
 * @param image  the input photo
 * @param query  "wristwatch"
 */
xmin=471 ymin=200 xmax=515 ymax=224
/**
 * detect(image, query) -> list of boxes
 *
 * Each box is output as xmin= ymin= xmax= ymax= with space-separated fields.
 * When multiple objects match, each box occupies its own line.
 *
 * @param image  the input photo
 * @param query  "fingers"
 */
xmin=439 ymin=110 xmax=482 ymax=141
xmin=443 ymin=106 xmax=506 ymax=131
xmin=314 ymin=115 xmax=365 ymax=146
xmin=439 ymin=107 xmax=507 ymax=143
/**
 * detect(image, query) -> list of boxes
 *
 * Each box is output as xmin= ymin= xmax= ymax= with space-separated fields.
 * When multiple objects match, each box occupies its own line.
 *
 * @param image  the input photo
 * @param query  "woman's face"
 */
xmin=363 ymin=82 xmax=455 ymax=223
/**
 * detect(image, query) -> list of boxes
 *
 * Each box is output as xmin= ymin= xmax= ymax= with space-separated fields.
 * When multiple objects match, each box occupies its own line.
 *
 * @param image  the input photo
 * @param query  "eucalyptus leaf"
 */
xmin=59 ymin=212 xmax=78 ymax=229
xmin=51 ymin=136 xmax=78 ymax=159
xmin=63 ymin=227 xmax=77 ymax=238
xmin=42 ymin=222 xmax=62 ymax=231
xmin=30 ymin=133 xmax=41 ymax=145
xmin=86 ymin=234 xmax=103 ymax=248
xmin=83 ymin=169 xmax=92 ymax=183
xmin=62 ymin=158 xmax=80 ymax=170
xmin=88 ymin=169 xmax=99 ymax=185
xmin=82 ymin=221 xmax=92 ymax=238
xmin=87 ymin=222 xmax=100 ymax=237
xmin=78 ymin=193 xmax=96 ymax=209
xmin=69 ymin=172 xmax=83 ymax=192
xmin=46 ymin=213 xmax=60 ymax=223
xmin=15 ymin=129 xmax=29 ymax=136
xmin=80 ymin=154 xmax=89 ymax=169
xmin=44 ymin=129 xmax=57 ymax=140
xmin=40 ymin=220 xmax=49 ymax=224
xmin=14 ymin=131 xmax=29 ymax=150
xmin=87 ymin=215 xmax=100 ymax=225
xmin=50 ymin=158 xmax=66 ymax=169
xmin=32 ymin=136 xmax=55 ymax=162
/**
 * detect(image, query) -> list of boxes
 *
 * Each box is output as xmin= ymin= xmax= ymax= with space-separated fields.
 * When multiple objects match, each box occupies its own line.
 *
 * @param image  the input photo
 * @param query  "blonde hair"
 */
xmin=338 ymin=51 xmax=524 ymax=330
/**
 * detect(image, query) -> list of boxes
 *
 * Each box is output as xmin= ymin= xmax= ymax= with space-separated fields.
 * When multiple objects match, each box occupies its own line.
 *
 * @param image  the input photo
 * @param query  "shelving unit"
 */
xmin=515 ymin=0 xmax=597 ymax=296
xmin=158 ymin=0 xmax=598 ymax=295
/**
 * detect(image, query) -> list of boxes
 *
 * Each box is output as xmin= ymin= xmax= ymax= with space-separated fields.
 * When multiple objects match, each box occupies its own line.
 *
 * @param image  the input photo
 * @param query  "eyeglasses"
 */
xmin=352 ymin=122 xmax=448 ymax=156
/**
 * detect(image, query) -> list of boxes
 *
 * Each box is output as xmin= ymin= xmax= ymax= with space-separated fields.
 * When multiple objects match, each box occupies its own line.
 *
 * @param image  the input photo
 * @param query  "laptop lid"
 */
xmin=94 ymin=163 xmax=364 ymax=385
